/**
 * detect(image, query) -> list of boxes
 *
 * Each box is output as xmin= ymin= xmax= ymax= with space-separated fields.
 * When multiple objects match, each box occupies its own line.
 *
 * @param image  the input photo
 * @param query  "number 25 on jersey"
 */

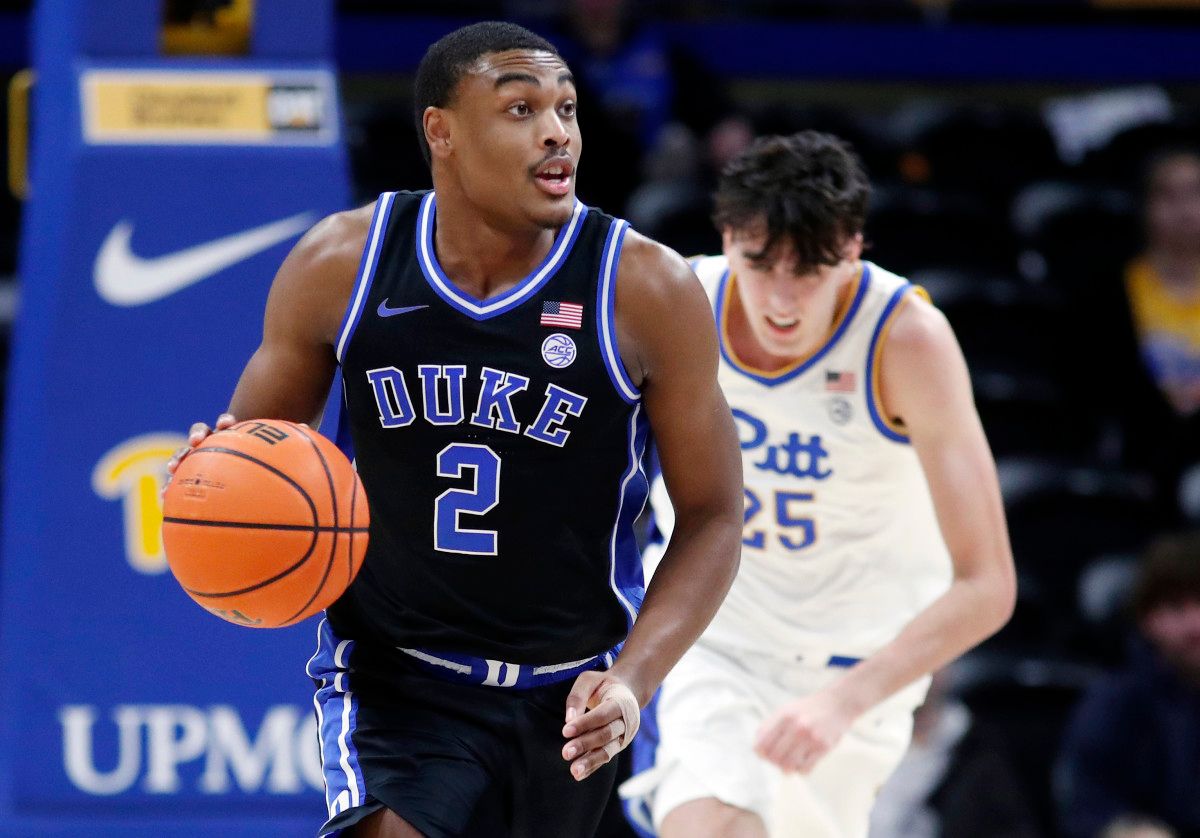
xmin=743 ymin=488 xmax=817 ymax=553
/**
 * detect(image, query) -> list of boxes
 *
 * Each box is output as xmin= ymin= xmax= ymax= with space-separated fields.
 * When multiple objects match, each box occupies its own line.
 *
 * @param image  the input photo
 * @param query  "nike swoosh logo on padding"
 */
xmin=377 ymin=301 xmax=429 ymax=318
xmin=94 ymin=212 xmax=315 ymax=306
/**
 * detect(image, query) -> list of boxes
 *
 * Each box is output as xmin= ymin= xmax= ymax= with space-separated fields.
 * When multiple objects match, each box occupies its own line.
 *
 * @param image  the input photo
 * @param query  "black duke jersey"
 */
xmin=325 ymin=191 xmax=649 ymax=665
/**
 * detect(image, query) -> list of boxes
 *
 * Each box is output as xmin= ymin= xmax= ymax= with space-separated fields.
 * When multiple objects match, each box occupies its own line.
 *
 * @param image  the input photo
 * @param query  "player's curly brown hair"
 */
xmin=712 ymin=131 xmax=870 ymax=271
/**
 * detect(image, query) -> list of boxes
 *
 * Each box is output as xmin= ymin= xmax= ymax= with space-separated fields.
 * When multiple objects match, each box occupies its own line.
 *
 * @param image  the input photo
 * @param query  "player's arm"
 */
xmin=756 ymin=291 xmax=1017 ymax=773
xmin=610 ymin=234 xmax=744 ymax=702
xmin=228 ymin=208 xmax=369 ymax=421
xmin=168 ymin=207 xmax=370 ymax=473
xmin=561 ymin=233 xmax=743 ymax=780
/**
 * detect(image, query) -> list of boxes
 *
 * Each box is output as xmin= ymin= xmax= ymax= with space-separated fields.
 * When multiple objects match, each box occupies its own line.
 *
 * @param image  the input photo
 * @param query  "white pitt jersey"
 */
xmin=649 ymin=256 xmax=952 ymax=660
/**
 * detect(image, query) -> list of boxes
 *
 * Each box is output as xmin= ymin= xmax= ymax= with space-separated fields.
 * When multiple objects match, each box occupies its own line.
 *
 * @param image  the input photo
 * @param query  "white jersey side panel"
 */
xmin=651 ymin=257 xmax=952 ymax=659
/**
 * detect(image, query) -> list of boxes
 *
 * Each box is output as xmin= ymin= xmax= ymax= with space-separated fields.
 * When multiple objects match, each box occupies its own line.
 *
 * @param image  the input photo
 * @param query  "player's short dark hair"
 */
xmin=1131 ymin=531 xmax=1200 ymax=620
xmin=713 ymin=131 xmax=870 ymax=270
xmin=413 ymin=21 xmax=561 ymax=166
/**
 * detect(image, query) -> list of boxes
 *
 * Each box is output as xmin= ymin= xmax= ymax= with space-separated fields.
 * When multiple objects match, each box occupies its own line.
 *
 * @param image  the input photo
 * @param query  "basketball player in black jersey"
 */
xmin=168 ymin=21 xmax=742 ymax=838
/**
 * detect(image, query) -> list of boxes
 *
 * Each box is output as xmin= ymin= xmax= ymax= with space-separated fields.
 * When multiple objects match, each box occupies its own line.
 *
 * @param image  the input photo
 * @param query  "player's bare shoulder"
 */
xmin=263 ymin=201 xmax=377 ymax=347
xmin=879 ymin=285 xmax=972 ymax=428
xmin=613 ymin=229 xmax=714 ymax=387
xmin=882 ymin=287 xmax=959 ymax=368
xmin=616 ymin=228 xmax=702 ymax=301
xmin=278 ymin=202 xmax=374 ymax=294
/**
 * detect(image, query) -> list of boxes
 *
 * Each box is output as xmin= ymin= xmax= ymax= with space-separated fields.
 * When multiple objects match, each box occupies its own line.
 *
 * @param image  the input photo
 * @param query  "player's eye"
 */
xmin=508 ymin=102 xmax=532 ymax=117
xmin=559 ymin=101 xmax=577 ymax=118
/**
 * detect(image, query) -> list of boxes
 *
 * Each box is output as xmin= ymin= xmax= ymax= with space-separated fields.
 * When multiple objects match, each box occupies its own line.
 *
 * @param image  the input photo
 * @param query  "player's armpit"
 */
xmin=608 ymin=233 xmax=743 ymax=707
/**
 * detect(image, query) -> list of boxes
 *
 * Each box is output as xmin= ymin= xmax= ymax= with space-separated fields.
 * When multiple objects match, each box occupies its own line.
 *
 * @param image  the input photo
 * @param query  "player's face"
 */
xmin=1146 ymin=154 xmax=1200 ymax=252
xmin=1141 ymin=598 xmax=1200 ymax=678
xmin=723 ymin=226 xmax=863 ymax=365
xmin=440 ymin=50 xmax=581 ymax=230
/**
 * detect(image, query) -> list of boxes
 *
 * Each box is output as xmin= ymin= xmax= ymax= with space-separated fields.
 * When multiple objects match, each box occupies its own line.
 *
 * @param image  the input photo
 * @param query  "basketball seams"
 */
xmin=280 ymin=422 xmax=343 ymax=625
xmin=347 ymin=475 xmax=361 ymax=589
xmin=162 ymin=517 xmax=368 ymax=533
xmin=182 ymin=537 xmax=318 ymax=599
xmin=183 ymin=446 xmax=321 ymax=529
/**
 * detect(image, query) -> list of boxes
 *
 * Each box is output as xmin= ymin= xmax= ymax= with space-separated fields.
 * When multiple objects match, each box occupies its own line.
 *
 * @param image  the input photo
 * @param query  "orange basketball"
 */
xmin=161 ymin=419 xmax=368 ymax=628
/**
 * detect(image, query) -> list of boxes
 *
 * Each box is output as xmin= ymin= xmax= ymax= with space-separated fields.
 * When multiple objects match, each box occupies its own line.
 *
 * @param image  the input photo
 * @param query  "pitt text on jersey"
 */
xmin=734 ymin=408 xmax=832 ymax=480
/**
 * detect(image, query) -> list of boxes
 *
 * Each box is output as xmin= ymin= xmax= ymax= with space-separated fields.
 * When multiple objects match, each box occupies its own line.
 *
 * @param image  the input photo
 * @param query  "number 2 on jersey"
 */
xmin=743 ymin=488 xmax=816 ymax=552
xmin=434 ymin=443 xmax=501 ymax=555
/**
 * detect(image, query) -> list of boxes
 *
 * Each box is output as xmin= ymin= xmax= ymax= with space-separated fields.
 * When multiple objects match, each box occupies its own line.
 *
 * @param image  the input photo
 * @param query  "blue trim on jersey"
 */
xmin=827 ymin=654 xmax=863 ymax=668
xmin=415 ymin=192 xmax=588 ymax=321
xmin=596 ymin=219 xmax=640 ymax=403
xmin=333 ymin=373 xmax=357 ymax=464
xmin=866 ymin=283 xmax=913 ymax=444
xmin=715 ymin=263 xmax=873 ymax=387
xmin=624 ymin=688 xmax=662 ymax=838
xmin=643 ymin=445 xmax=665 ymax=547
xmin=335 ymin=191 xmax=397 ymax=364
xmin=307 ymin=618 xmax=367 ymax=829
xmin=609 ymin=404 xmax=651 ymax=628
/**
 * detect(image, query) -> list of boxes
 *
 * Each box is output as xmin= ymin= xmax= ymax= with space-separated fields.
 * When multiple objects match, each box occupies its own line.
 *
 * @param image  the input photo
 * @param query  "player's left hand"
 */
xmin=753 ymin=689 xmax=855 ymax=775
xmin=561 ymin=670 xmax=640 ymax=782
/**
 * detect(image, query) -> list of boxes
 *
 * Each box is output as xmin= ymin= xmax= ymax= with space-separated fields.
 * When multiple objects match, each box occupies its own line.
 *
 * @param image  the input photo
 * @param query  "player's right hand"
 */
xmin=164 ymin=413 xmax=237 ymax=489
xmin=562 ymin=670 xmax=641 ymax=782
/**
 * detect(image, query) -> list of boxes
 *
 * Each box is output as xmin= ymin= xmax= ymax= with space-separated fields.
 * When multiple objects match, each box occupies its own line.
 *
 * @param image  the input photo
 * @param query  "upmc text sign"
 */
xmin=60 ymin=704 xmax=322 ymax=797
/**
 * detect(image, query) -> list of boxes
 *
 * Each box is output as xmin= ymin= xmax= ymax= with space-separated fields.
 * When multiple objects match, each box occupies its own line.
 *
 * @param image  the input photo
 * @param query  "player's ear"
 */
xmin=424 ymin=107 xmax=453 ymax=160
xmin=845 ymin=232 xmax=864 ymax=262
xmin=720 ymin=226 xmax=737 ymax=253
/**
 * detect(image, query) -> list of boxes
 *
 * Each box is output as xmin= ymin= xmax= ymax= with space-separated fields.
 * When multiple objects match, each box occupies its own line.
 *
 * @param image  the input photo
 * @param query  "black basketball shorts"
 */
xmin=309 ymin=619 xmax=619 ymax=838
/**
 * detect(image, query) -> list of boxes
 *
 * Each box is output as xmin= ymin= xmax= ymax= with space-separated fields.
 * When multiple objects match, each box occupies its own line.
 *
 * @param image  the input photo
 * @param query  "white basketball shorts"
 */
xmin=620 ymin=639 xmax=928 ymax=838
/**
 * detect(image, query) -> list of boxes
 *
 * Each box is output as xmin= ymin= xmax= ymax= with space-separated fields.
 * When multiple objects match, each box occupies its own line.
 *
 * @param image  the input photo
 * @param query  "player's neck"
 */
xmin=431 ymin=188 xmax=560 ymax=300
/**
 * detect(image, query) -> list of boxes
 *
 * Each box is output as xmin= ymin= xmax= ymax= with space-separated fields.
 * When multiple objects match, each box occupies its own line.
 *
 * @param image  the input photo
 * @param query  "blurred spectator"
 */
xmin=554 ymin=0 xmax=730 ymax=152
xmin=1126 ymin=149 xmax=1200 ymax=418
xmin=550 ymin=0 xmax=744 ymax=222
xmin=1054 ymin=531 xmax=1200 ymax=838
xmin=1077 ymin=145 xmax=1200 ymax=520
xmin=869 ymin=668 xmax=1039 ymax=838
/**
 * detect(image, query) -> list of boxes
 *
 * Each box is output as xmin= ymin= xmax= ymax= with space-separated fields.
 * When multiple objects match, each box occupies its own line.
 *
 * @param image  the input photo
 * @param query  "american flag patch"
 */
xmin=540 ymin=300 xmax=583 ymax=330
xmin=825 ymin=370 xmax=857 ymax=392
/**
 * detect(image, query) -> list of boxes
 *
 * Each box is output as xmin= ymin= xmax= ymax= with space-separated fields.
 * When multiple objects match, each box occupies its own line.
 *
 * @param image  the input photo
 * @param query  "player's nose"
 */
xmin=768 ymin=270 xmax=801 ymax=307
xmin=541 ymin=111 xmax=570 ymax=148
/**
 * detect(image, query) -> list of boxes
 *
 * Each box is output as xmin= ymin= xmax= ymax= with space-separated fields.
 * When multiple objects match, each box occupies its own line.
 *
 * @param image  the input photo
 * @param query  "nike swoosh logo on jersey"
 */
xmin=93 ymin=212 xmax=315 ymax=306
xmin=377 ymin=301 xmax=429 ymax=317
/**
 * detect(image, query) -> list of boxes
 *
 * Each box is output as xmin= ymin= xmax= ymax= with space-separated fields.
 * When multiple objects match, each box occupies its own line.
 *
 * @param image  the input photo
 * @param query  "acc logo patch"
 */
xmin=541 ymin=333 xmax=577 ymax=369
xmin=92 ymin=433 xmax=186 ymax=574
xmin=826 ymin=396 xmax=853 ymax=426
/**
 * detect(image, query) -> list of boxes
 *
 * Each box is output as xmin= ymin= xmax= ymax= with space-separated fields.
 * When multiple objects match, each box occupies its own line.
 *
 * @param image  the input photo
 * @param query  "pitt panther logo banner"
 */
xmin=91 ymin=433 xmax=185 ymax=575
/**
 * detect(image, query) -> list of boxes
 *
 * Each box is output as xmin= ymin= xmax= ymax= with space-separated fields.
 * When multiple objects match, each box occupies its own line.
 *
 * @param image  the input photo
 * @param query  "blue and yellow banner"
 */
xmin=0 ymin=2 xmax=348 ymax=835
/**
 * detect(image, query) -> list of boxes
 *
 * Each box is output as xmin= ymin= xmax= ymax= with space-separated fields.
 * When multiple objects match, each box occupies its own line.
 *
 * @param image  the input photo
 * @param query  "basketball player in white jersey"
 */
xmin=621 ymin=131 xmax=1016 ymax=838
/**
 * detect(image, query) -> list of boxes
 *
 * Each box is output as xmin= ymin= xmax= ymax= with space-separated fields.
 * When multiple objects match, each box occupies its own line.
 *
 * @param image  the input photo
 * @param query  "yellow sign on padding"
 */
xmin=81 ymin=70 xmax=332 ymax=145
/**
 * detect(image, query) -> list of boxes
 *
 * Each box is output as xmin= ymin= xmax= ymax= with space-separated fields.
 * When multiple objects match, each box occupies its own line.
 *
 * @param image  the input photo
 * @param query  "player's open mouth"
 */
xmin=765 ymin=315 xmax=799 ymax=334
xmin=534 ymin=160 xmax=574 ymax=197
